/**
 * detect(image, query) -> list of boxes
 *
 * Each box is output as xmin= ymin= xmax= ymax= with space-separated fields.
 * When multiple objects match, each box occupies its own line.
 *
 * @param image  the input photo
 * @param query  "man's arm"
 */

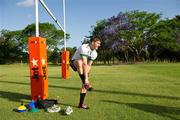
xmin=87 ymin=61 xmax=93 ymax=73
xmin=82 ymin=57 xmax=89 ymax=83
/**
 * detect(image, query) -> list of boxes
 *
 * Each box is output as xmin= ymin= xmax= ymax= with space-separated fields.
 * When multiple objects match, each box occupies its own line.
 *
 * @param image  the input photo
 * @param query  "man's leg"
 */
xmin=70 ymin=60 xmax=77 ymax=72
xmin=78 ymin=87 xmax=89 ymax=109
xmin=70 ymin=60 xmax=89 ymax=87
xmin=73 ymin=60 xmax=89 ymax=109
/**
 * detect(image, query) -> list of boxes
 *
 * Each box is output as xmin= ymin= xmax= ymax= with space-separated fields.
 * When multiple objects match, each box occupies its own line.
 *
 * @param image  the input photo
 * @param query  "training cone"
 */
xmin=28 ymin=100 xmax=38 ymax=113
xmin=16 ymin=103 xmax=27 ymax=113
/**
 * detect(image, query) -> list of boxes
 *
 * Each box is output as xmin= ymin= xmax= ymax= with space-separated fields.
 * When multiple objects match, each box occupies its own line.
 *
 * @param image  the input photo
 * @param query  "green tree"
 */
xmin=48 ymin=47 xmax=60 ymax=64
xmin=0 ymin=30 xmax=23 ymax=64
xmin=147 ymin=18 xmax=180 ymax=60
xmin=21 ymin=22 xmax=69 ymax=51
xmin=0 ymin=23 xmax=70 ymax=64
xmin=119 ymin=10 xmax=161 ymax=61
xmin=91 ymin=11 xmax=161 ymax=62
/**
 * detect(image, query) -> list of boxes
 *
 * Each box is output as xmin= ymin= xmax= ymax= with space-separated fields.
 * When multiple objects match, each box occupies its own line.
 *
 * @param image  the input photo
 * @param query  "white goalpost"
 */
xmin=35 ymin=0 xmax=66 ymax=49
xmin=34 ymin=0 xmax=69 ymax=79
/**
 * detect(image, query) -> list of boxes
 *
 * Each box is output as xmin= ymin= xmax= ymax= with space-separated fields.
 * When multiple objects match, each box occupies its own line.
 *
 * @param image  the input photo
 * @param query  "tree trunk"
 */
xmin=124 ymin=51 xmax=129 ymax=62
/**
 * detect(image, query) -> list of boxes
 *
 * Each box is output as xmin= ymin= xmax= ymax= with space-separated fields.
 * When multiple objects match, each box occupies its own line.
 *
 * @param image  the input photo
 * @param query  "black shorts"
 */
xmin=70 ymin=60 xmax=77 ymax=72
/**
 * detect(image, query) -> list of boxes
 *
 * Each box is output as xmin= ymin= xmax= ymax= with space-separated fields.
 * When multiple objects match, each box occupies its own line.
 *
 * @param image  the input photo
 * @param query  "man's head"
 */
xmin=90 ymin=36 xmax=101 ymax=50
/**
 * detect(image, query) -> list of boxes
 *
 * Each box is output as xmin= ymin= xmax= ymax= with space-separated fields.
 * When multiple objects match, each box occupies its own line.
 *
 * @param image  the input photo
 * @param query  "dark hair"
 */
xmin=90 ymin=36 xmax=101 ymax=42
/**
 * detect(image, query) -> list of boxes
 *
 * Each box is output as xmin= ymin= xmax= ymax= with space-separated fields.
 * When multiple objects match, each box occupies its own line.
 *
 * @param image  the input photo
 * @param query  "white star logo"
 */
xmin=62 ymin=60 xmax=65 ymax=64
xmin=42 ymin=58 xmax=46 ymax=65
xmin=31 ymin=58 xmax=38 ymax=67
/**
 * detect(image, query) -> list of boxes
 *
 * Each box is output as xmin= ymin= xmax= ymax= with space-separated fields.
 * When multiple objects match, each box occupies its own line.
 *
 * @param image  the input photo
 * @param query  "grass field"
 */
xmin=0 ymin=63 xmax=180 ymax=120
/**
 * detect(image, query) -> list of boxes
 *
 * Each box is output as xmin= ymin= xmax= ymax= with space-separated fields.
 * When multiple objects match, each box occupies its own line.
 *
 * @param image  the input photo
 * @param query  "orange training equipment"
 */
xmin=28 ymin=37 xmax=48 ymax=100
xmin=61 ymin=50 xmax=70 ymax=79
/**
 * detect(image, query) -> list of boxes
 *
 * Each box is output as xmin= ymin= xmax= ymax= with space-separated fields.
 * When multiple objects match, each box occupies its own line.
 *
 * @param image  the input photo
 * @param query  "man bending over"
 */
xmin=70 ymin=36 xmax=101 ymax=109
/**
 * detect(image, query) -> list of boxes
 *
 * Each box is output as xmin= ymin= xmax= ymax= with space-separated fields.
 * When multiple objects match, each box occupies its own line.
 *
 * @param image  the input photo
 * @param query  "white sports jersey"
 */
xmin=72 ymin=44 xmax=97 ymax=61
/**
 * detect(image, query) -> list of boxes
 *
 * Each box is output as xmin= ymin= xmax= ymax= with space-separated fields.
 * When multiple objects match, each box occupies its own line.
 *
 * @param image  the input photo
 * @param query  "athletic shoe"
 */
xmin=46 ymin=105 xmax=61 ymax=113
xmin=64 ymin=106 xmax=73 ymax=115
xmin=78 ymin=104 xmax=89 ymax=109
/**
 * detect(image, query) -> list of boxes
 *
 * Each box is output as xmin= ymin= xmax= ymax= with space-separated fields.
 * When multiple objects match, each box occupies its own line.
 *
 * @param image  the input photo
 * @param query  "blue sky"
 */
xmin=0 ymin=0 xmax=180 ymax=48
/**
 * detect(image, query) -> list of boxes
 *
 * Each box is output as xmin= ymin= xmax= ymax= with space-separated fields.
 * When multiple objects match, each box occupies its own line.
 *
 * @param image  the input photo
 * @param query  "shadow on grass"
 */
xmin=94 ymin=89 xmax=180 ymax=101
xmin=102 ymin=100 xmax=180 ymax=120
xmin=48 ymin=76 xmax=62 ymax=79
xmin=0 ymin=90 xmax=30 ymax=102
xmin=0 ymin=74 xmax=6 ymax=79
xmin=0 ymin=80 xmax=180 ymax=101
xmin=60 ymin=102 xmax=77 ymax=108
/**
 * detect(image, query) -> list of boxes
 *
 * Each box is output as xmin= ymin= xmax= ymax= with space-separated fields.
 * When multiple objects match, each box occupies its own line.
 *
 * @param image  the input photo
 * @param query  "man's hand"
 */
xmin=84 ymin=81 xmax=90 ymax=89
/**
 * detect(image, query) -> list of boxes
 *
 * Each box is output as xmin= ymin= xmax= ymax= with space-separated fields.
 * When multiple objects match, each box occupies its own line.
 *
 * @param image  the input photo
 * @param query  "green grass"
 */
xmin=0 ymin=63 xmax=180 ymax=120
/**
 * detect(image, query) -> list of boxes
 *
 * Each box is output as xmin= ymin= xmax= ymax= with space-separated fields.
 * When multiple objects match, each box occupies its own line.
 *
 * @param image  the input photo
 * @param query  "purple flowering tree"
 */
xmin=91 ymin=10 xmax=161 ymax=62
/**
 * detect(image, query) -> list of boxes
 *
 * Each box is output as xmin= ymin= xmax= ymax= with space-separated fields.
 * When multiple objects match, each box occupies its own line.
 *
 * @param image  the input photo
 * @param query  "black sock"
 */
xmin=79 ymin=93 xmax=86 ymax=106
xmin=79 ymin=74 xmax=85 ymax=84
